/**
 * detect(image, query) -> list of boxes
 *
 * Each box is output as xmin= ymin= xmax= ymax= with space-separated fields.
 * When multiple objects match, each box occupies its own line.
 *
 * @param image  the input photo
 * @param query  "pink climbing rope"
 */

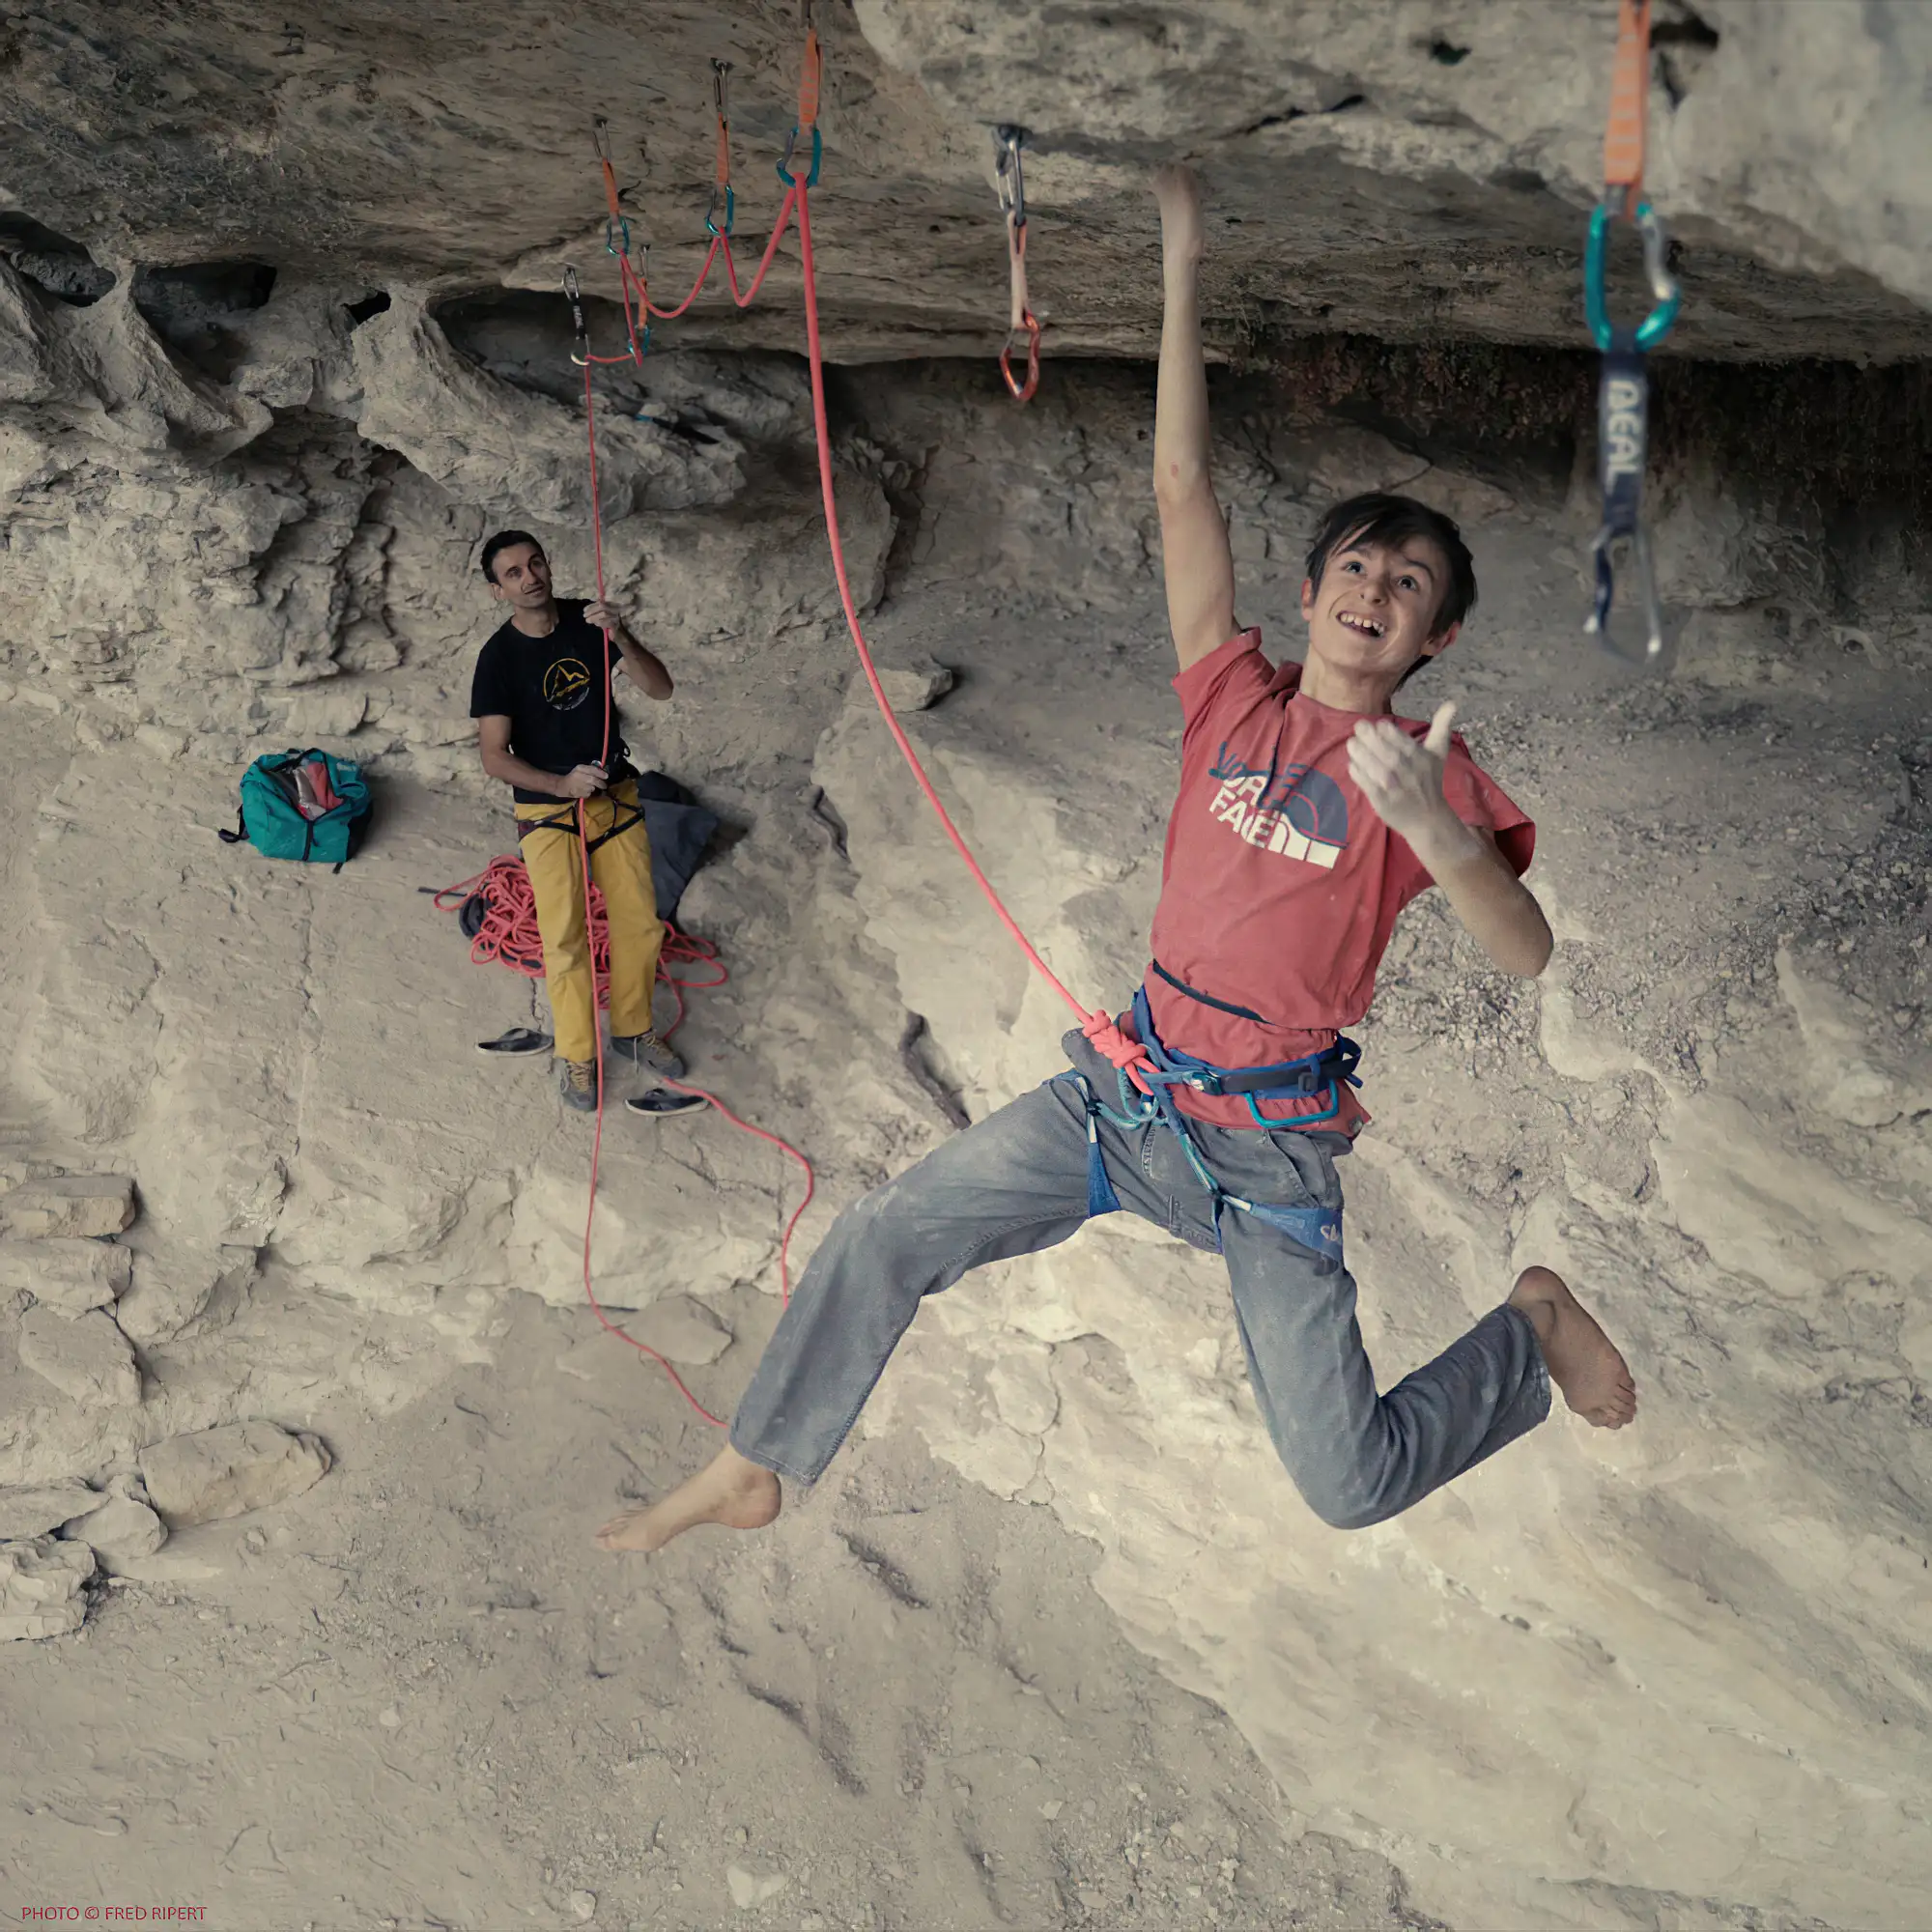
xmin=790 ymin=185 xmax=1088 ymax=1022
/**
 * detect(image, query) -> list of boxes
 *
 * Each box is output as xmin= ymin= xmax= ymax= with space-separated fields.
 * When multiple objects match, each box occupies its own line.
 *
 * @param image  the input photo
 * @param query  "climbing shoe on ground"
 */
xmin=558 ymin=1058 xmax=600 ymax=1112
xmin=625 ymin=1090 xmax=709 ymax=1119
xmin=477 ymin=1027 xmax=551 ymax=1056
xmin=611 ymin=1032 xmax=686 ymax=1080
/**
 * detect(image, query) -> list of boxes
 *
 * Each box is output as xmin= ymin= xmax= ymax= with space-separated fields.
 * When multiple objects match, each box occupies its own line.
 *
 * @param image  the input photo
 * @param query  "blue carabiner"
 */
xmin=776 ymin=124 xmax=822 ymax=189
xmin=605 ymin=214 xmax=632 ymax=263
xmin=1584 ymin=198 xmax=1681 ymax=353
xmin=705 ymin=184 xmax=736 ymax=239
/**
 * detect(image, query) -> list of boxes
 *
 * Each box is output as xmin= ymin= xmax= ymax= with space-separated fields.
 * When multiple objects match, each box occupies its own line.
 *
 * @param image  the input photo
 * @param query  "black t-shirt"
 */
xmin=469 ymin=600 xmax=636 ymax=804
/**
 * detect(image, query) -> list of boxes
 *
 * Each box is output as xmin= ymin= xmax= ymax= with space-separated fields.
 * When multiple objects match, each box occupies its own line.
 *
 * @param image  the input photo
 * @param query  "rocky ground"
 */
xmin=1 ymin=1291 xmax=1438 ymax=1932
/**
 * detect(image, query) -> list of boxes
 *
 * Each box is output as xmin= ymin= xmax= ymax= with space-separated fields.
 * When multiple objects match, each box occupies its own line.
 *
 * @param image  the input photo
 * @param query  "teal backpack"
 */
xmin=218 ymin=749 xmax=371 ymax=869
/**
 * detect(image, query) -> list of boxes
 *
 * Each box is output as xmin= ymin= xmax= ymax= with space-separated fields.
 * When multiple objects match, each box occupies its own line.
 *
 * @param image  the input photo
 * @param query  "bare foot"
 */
xmin=1508 ymin=1265 xmax=1637 ymax=1429
xmin=595 ymin=1444 xmax=781 ymax=1553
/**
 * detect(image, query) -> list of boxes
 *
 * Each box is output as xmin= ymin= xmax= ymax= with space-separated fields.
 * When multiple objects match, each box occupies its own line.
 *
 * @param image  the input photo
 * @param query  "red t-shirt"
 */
xmin=1137 ymin=630 xmax=1535 ymax=1133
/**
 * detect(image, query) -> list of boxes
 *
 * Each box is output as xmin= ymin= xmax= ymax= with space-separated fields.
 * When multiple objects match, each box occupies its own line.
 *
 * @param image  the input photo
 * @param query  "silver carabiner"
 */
xmin=993 ymin=125 xmax=1027 ymax=229
xmin=561 ymin=265 xmax=589 ymax=367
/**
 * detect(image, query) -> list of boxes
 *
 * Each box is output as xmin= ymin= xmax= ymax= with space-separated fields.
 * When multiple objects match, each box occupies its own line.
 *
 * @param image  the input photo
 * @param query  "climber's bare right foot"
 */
xmin=1508 ymin=1265 xmax=1637 ymax=1429
xmin=595 ymin=1444 xmax=781 ymax=1553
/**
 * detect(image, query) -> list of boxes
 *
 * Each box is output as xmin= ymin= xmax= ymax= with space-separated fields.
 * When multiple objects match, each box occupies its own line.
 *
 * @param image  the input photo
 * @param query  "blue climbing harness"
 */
xmin=1056 ymin=983 xmax=1359 ymax=1265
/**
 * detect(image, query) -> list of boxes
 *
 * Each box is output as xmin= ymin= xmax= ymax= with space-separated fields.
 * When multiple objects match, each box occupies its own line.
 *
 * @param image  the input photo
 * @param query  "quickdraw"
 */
xmin=591 ymin=118 xmax=650 ymax=364
xmin=993 ymin=125 xmax=1040 ymax=403
xmin=562 ymin=264 xmax=589 ymax=368
xmin=777 ymin=0 xmax=823 ymax=188
xmin=1582 ymin=0 xmax=1681 ymax=661
xmin=706 ymin=59 xmax=735 ymax=238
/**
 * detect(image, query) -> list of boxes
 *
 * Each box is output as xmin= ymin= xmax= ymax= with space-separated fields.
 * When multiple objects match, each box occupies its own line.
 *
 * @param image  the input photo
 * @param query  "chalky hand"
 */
xmin=1346 ymin=702 xmax=1462 ymax=846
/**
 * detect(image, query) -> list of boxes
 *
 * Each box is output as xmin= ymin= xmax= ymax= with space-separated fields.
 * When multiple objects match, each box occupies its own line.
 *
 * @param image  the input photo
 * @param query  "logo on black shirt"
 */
xmin=543 ymin=658 xmax=592 ymax=710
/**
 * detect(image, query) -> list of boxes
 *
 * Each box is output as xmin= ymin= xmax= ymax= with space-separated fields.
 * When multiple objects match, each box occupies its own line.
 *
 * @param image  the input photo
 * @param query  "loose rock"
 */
xmin=0 ymin=1535 xmax=94 ymax=1641
xmin=140 ymin=1419 xmax=332 ymax=1527
xmin=0 ymin=1481 xmax=106 ymax=1540
xmin=0 ymin=1237 xmax=131 ymax=1315
xmin=0 ymin=1176 xmax=137 ymax=1238
xmin=873 ymin=658 xmax=955 ymax=713
xmin=724 ymin=1866 xmax=788 ymax=1911
xmin=64 ymin=1474 xmax=166 ymax=1573
xmin=16 ymin=1306 xmax=142 ymax=1408
xmin=631 ymin=1293 xmax=733 ymax=1367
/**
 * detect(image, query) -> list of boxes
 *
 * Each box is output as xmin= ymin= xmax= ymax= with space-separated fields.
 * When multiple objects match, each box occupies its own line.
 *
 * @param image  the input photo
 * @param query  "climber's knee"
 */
xmin=1274 ymin=1446 xmax=1397 ymax=1533
xmin=1298 ymin=1487 xmax=1391 ymax=1533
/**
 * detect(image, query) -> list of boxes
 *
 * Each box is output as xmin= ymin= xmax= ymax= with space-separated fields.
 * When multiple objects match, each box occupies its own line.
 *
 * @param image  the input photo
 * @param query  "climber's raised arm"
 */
xmin=1151 ymin=166 xmax=1237 ymax=671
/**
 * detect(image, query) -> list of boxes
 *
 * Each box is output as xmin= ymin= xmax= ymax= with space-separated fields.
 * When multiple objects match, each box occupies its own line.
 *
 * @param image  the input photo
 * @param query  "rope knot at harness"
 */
xmin=1080 ymin=1008 xmax=1153 ymax=1094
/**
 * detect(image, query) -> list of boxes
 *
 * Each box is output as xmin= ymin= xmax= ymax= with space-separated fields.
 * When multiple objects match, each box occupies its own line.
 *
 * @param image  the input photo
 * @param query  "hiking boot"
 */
xmin=611 ymin=1031 xmax=685 ymax=1080
xmin=558 ymin=1057 xmax=600 ymax=1112
xmin=625 ymin=1090 xmax=709 ymax=1119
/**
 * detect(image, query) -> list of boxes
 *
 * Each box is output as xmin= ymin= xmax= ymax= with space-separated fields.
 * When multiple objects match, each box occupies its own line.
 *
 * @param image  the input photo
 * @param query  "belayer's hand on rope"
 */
xmin=555 ymin=761 xmax=610 ymax=800
xmin=1582 ymin=0 xmax=1681 ymax=662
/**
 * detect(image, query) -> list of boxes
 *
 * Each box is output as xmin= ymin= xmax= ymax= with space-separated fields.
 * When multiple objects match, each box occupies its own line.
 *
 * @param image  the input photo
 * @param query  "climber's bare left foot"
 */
xmin=1509 ymin=1265 xmax=1637 ymax=1429
xmin=595 ymin=1444 xmax=781 ymax=1552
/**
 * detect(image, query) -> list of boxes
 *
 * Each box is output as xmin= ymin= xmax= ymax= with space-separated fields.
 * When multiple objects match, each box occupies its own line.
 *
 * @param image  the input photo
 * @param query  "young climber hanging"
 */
xmin=592 ymin=123 xmax=1640 ymax=1551
xmin=1583 ymin=0 xmax=1682 ymax=660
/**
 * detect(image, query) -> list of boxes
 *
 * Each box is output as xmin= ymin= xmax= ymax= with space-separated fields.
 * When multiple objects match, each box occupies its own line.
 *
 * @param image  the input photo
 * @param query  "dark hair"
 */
xmin=1303 ymin=493 xmax=1477 ymax=643
xmin=480 ymin=528 xmax=544 ymax=583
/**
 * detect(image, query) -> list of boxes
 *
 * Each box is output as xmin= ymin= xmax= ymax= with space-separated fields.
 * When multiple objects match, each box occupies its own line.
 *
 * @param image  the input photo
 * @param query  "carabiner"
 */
xmin=1586 ymin=523 xmax=1665 ymax=660
xmin=993 ymin=124 xmax=1027 ymax=229
xmin=1584 ymin=197 xmax=1681 ymax=353
xmin=1001 ymin=314 xmax=1040 ymax=405
xmin=776 ymin=123 xmax=822 ymax=188
xmin=562 ymin=265 xmax=588 ymax=368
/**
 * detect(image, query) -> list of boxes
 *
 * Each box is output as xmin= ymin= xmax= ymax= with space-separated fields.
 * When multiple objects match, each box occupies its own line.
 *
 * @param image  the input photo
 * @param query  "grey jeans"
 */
xmin=732 ymin=1031 xmax=1549 ymax=1528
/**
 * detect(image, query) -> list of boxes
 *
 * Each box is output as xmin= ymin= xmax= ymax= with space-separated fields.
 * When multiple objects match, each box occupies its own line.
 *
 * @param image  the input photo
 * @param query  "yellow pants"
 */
xmin=515 ymin=780 xmax=664 ymax=1065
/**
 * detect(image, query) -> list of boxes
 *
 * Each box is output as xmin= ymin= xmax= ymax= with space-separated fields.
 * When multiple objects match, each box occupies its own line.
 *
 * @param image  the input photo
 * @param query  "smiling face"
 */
xmin=487 ymin=541 xmax=553 ymax=614
xmin=1300 ymin=532 xmax=1459 ymax=685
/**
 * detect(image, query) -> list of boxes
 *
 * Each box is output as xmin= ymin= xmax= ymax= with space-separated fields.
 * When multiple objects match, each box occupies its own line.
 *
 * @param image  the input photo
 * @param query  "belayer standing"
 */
xmin=598 ymin=168 xmax=1635 ymax=1554
xmin=470 ymin=529 xmax=703 ymax=1117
